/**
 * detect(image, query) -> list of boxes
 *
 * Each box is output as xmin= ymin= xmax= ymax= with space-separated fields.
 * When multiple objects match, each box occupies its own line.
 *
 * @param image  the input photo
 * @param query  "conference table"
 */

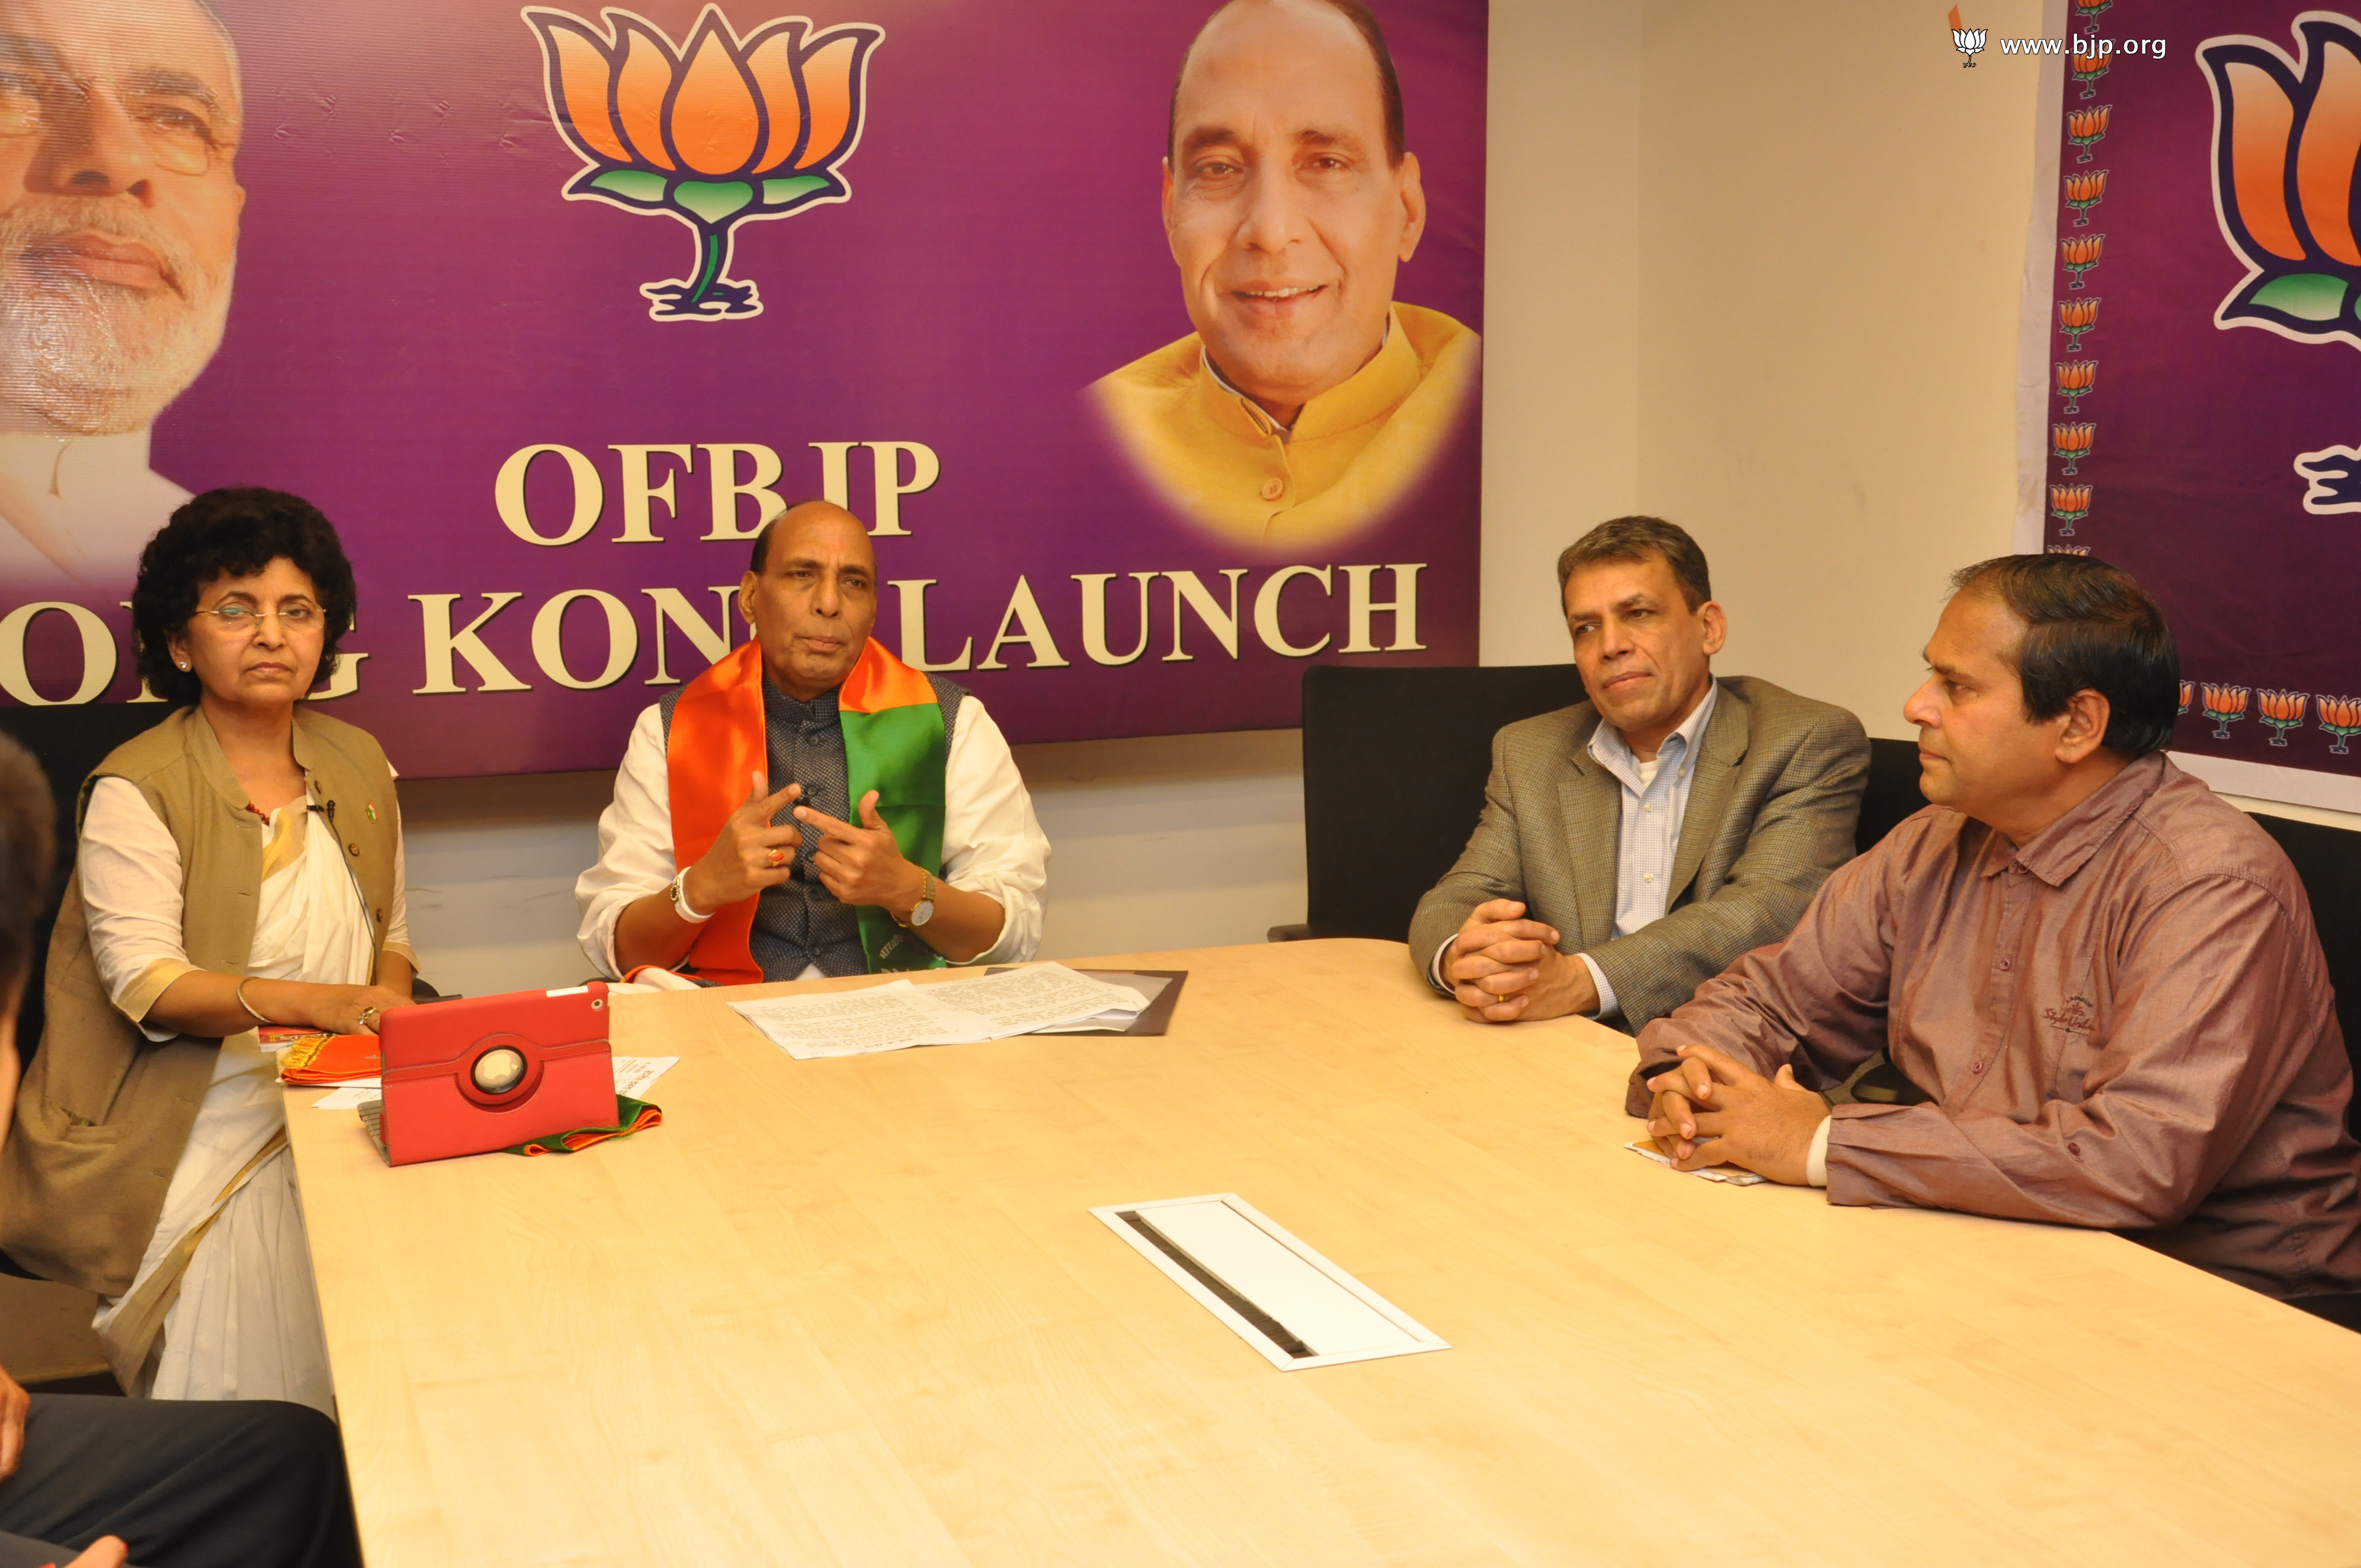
xmin=285 ymin=940 xmax=2361 ymax=1566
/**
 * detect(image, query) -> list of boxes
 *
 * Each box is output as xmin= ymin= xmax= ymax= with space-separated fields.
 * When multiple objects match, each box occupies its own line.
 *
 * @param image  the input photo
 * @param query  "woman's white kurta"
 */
xmin=81 ymin=778 xmax=401 ymax=1415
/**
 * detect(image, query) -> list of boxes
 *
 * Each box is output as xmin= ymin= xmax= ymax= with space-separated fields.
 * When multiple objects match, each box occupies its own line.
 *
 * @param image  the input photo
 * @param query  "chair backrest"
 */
xmin=1299 ymin=663 xmax=1588 ymax=941
xmin=1857 ymin=737 xmax=1927 ymax=855
xmin=0 ymin=703 xmax=176 ymax=1068
xmin=2245 ymin=812 xmax=2361 ymax=1134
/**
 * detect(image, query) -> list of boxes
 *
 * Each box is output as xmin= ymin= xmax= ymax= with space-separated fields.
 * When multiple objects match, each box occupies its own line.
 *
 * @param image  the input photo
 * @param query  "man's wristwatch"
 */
xmin=900 ymin=870 xmax=936 ymax=929
xmin=668 ymin=868 xmax=713 ymax=923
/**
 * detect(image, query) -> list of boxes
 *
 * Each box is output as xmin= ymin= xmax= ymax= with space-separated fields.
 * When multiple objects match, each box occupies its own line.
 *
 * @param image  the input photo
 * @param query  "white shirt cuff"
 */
xmin=1429 ymin=937 xmax=1454 ymax=992
xmin=1807 ymin=1114 xmax=1834 ymax=1188
xmin=1576 ymin=952 xmax=1617 ymax=1020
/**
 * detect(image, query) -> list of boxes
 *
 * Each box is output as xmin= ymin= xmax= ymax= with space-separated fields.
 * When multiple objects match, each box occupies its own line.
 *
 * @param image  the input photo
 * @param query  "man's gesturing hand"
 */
xmin=686 ymin=771 xmax=803 ymax=913
xmin=1445 ymin=899 xmax=1596 ymax=1023
xmin=796 ymin=790 xmax=918 ymax=911
xmin=1644 ymin=1043 xmax=1830 ymax=1184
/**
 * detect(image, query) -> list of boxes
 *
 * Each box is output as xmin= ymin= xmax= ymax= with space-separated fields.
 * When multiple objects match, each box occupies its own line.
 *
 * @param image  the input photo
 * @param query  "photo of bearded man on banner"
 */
xmin=0 ymin=0 xmax=241 ymax=590
xmin=1090 ymin=0 xmax=1479 ymax=552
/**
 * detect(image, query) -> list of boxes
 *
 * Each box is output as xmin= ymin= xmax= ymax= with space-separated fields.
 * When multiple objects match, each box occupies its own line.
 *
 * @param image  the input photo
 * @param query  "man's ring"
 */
xmin=766 ymin=847 xmax=787 ymax=867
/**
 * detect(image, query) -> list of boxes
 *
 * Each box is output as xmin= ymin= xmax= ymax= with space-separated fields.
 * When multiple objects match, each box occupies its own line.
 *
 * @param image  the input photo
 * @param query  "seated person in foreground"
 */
xmin=1410 ymin=516 xmax=1869 ymax=1031
xmin=0 ymin=737 xmax=363 ymax=1568
xmin=1640 ymin=554 xmax=2361 ymax=1319
xmin=2 ymin=492 xmax=415 ymax=1414
xmin=577 ymin=500 xmax=1048 ymax=982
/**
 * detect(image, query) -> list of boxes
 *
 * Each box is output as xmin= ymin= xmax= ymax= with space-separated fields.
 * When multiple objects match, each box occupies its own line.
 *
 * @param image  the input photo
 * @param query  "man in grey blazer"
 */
xmin=1412 ymin=516 xmax=1869 ymax=1032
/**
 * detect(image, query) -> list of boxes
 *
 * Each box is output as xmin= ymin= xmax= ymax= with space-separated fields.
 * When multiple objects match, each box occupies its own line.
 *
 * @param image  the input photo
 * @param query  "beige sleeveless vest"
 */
xmin=0 ymin=706 xmax=401 ymax=1295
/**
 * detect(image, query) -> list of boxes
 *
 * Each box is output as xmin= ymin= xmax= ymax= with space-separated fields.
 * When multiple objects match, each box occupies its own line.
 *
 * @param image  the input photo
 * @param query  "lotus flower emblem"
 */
xmin=2318 ymin=694 xmax=2361 ymax=753
xmin=1949 ymin=7 xmax=1984 ymax=66
xmin=525 ymin=6 xmax=884 ymax=320
xmin=2199 ymin=17 xmax=2361 ymax=347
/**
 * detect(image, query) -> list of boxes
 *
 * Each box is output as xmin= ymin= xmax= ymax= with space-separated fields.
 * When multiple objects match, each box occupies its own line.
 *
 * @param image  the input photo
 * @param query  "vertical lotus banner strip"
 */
xmin=2318 ymin=695 xmax=2361 ymax=753
xmin=2061 ymin=232 xmax=2106 ymax=288
xmin=2049 ymin=483 xmax=2091 ymax=534
xmin=2200 ymin=683 xmax=2251 ymax=739
xmin=2066 ymin=105 xmax=2112 ymax=163
xmin=2257 ymin=688 xmax=2310 ymax=744
xmin=524 ymin=5 xmax=884 ymax=321
xmin=2198 ymin=18 xmax=2361 ymax=345
xmin=2058 ymin=296 xmax=2101 ymax=349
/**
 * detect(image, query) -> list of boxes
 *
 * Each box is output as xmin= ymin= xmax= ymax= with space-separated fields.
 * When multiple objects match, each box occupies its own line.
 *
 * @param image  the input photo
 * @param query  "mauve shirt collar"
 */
xmin=1974 ymin=750 xmax=2170 ymax=886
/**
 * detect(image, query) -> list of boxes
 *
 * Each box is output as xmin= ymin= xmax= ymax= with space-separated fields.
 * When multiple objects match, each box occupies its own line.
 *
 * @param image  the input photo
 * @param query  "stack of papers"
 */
xmin=729 ymin=962 xmax=1152 ymax=1059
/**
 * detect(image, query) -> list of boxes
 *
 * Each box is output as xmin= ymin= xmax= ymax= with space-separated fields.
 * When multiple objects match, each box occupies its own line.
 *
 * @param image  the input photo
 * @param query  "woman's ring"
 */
xmin=360 ymin=1005 xmax=382 ymax=1032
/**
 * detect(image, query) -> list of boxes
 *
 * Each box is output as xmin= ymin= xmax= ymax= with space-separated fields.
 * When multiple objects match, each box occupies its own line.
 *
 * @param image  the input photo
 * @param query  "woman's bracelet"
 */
xmin=235 ymin=977 xmax=275 ymax=1026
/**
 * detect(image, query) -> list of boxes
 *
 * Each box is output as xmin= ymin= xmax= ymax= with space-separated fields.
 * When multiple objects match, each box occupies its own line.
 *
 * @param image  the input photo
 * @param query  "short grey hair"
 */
xmin=1554 ymin=516 xmax=1712 ymax=610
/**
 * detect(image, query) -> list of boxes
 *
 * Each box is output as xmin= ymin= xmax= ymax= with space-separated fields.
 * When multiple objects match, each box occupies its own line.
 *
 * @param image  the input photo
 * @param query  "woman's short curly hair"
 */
xmin=132 ymin=489 xmax=358 ymax=706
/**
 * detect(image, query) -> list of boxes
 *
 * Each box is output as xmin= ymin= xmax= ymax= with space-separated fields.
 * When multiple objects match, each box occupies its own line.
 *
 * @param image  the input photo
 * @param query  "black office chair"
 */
xmin=0 ymin=702 xmax=176 ymax=1280
xmin=1856 ymin=737 xmax=1926 ymax=854
xmin=2248 ymin=814 xmax=2361 ymax=1136
xmin=1271 ymin=663 xmax=1587 ymax=942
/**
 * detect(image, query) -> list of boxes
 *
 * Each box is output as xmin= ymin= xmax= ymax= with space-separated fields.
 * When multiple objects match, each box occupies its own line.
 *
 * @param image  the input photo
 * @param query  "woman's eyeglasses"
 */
xmin=193 ymin=602 xmax=323 ymax=633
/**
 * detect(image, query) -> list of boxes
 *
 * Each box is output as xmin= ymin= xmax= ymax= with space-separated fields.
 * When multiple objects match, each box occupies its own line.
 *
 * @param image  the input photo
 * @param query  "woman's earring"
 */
xmin=176 ymin=661 xmax=189 ymax=671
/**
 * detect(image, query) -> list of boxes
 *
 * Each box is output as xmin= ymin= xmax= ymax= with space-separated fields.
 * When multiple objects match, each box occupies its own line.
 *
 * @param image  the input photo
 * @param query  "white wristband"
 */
xmin=669 ymin=869 xmax=714 ymax=923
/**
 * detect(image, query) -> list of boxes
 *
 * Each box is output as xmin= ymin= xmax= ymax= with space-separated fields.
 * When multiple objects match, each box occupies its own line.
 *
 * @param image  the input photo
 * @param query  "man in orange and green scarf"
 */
xmin=575 ymin=501 xmax=1048 ymax=984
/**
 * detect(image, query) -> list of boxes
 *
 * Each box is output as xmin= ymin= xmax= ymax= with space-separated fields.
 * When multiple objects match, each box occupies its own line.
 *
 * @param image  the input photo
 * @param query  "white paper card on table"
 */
xmin=729 ymin=963 xmax=1154 ymax=1059
xmin=1623 ymin=1140 xmax=1767 ymax=1185
xmin=1093 ymin=1193 xmax=1448 ymax=1370
xmin=312 ymin=1055 xmax=677 ymax=1109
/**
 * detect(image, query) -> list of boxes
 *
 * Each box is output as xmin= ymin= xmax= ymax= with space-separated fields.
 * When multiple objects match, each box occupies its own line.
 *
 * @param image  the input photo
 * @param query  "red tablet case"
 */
xmin=377 ymin=984 xmax=614 ymax=1166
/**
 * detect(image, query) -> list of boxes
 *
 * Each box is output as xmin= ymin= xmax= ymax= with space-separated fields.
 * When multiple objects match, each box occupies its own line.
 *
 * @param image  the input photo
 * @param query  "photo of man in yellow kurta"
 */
xmin=1090 ymin=0 xmax=1479 ymax=551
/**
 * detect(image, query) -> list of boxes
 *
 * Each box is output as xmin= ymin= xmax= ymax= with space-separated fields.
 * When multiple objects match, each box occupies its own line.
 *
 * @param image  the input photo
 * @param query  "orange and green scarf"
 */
xmin=666 ymin=638 xmax=948 ymax=982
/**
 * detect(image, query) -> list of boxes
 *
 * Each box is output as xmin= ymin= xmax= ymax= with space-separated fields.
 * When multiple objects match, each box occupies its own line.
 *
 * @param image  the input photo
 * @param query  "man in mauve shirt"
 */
xmin=1636 ymin=553 xmax=2361 ymax=1322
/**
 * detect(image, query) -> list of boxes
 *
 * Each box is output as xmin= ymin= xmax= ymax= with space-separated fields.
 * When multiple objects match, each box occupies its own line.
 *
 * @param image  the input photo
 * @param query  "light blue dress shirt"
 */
xmin=1432 ymin=683 xmax=1718 ymax=1021
xmin=1575 ymin=682 xmax=1717 ymax=1018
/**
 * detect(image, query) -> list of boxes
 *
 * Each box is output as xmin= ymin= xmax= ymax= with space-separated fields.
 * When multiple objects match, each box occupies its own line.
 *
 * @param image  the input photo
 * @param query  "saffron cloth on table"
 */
xmin=507 ymin=1095 xmax=662 ymax=1157
xmin=665 ymin=636 xmax=949 ymax=981
xmin=277 ymin=1033 xmax=379 ymax=1084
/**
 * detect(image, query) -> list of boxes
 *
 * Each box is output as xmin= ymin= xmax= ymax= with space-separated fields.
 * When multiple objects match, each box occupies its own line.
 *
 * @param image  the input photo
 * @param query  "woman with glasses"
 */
xmin=3 ymin=489 xmax=414 ymax=1415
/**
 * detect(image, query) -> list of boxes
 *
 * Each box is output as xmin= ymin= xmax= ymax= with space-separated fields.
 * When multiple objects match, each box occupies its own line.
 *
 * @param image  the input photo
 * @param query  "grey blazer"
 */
xmin=1409 ymin=675 xmax=1870 ymax=1031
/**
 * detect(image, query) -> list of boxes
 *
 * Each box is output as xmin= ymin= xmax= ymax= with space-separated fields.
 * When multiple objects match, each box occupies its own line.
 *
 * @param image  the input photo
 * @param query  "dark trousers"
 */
xmin=0 ymin=1396 xmax=360 ymax=1568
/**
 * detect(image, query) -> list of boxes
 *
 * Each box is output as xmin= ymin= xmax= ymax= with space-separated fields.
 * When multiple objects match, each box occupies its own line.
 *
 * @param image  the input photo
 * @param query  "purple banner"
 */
xmin=0 ymin=0 xmax=1487 ymax=776
xmin=2030 ymin=3 xmax=2361 ymax=804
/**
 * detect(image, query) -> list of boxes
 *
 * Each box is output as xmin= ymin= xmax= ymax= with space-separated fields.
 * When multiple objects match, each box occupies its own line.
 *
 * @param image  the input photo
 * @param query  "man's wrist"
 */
xmin=893 ymin=861 xmax=928 ymax=919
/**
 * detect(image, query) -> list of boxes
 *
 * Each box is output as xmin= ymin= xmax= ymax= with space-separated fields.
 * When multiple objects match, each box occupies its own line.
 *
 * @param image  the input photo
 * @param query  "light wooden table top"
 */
xmin=285 ymin=940 xmax=2361 ymax=1567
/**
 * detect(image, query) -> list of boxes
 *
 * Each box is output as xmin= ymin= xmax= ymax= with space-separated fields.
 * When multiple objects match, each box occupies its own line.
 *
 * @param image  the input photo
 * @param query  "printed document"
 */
xmin=730 ymin=963 xmax=1152 ymax=1059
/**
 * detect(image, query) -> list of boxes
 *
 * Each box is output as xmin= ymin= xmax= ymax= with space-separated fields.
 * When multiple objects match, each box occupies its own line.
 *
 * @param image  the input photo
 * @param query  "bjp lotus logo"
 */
xmin=524 ymin=6 xmax=884 ymax=321
xmin=2199 ymin=17 xmax=2361 ymax=347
